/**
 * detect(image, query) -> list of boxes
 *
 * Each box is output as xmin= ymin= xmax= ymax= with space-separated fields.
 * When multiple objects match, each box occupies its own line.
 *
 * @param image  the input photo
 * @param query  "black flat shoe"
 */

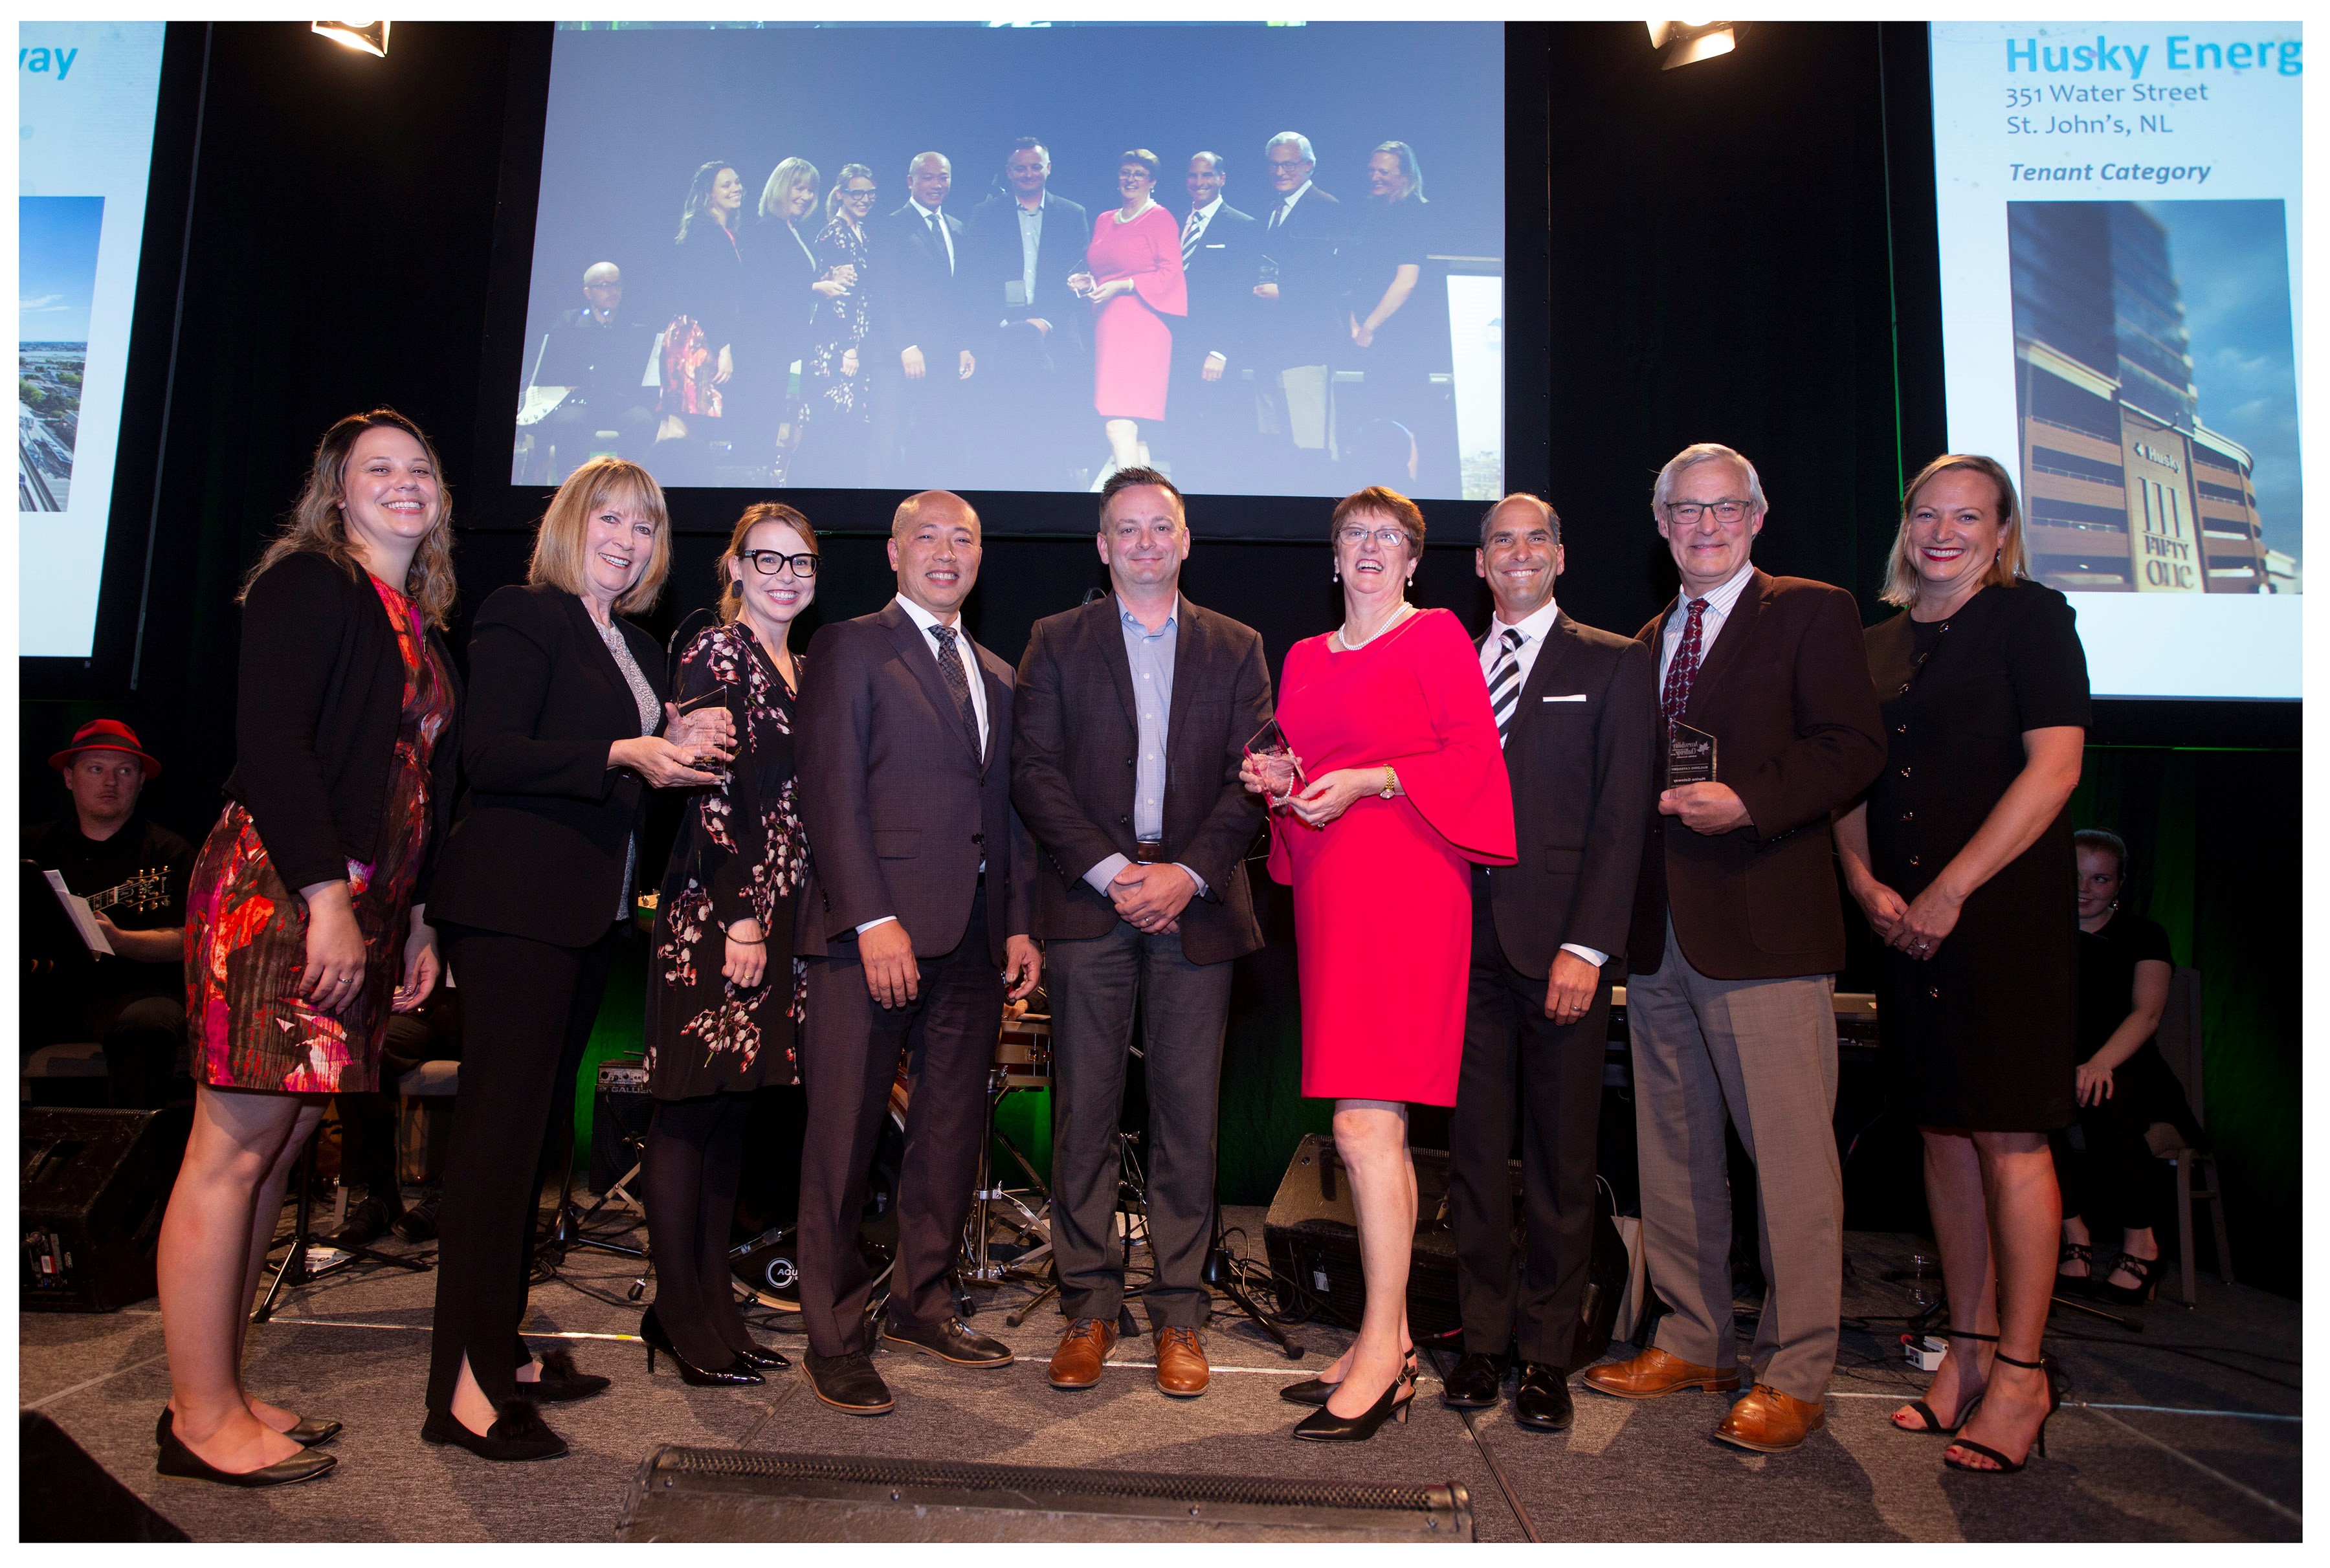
xmin=526 ymin=1345 xmax=611 ymax=1402
xmin=641 ymin=1307 xmax=764 ymax=1387
xmin=420 ymin=1400 xmax=568 ymax=1462
xmin=1283 ymin=1348 xmax=1415 ymax=1406
xmin=1291 ymin=1364 xmax=1416 ymax=1442
xmin=804 ymin=1350 xmax=894 ymax=1415
xmin=733 ymin=1343 xmax=790 ymax=1371
xmin=1513 ymin=1362 xmax=1575 ymax=1431
xmin=157 ymin=1407 xmax=339 ymax=1449
xmin=1441 ymin=1348 xmax=1514 ymax=1409
xmin=880 ymin=1314 xmax=1013 ymax=1367
xmin=156 ymin=1411 xmax=337 ymax=1487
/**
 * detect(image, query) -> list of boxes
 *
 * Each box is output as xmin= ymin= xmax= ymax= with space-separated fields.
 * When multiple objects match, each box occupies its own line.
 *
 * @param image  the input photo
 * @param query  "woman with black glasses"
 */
xmin=640 ymin=502 xmax=819 ymax=1383
xmin=792 ymin=165 xmax=881 ymax=487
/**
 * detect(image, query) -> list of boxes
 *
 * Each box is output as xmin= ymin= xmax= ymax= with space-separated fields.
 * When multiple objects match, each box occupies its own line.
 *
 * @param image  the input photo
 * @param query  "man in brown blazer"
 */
xmin=1012 ymin=467 xmax=1273 ymax=1398
xmin=793 ymin=491 xmax=1040 ymax=1416
xmin=1581 ymin=443 xmax=1883 ymax=1454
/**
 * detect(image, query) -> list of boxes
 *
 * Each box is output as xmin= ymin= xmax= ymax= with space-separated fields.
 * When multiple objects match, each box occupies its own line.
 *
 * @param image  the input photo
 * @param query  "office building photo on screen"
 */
xmin=511 ymin=20 xmax=1505 ymax=502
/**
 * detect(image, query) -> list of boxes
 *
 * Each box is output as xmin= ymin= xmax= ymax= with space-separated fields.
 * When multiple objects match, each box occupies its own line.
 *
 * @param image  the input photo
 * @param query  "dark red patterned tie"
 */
xmin=1660 ymin=597 xmax=1709 ymax=739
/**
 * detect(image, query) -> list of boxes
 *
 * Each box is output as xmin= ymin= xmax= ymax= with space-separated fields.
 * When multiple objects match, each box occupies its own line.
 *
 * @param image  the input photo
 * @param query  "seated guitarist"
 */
xmin=24 ymin=720 xmax=195 ymax=1107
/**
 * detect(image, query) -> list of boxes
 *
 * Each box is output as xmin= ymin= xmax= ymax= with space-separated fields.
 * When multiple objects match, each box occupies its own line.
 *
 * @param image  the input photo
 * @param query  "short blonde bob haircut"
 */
xmin=1330 ymin=485 xmax=1426 ymax=560
xmin=1881 ymin=453 xmax=2030 ymax=608
xmin=716 ymin=501 xmax=818 ymax=624
xmin=527 ymin=456 xmax=672 ymax=615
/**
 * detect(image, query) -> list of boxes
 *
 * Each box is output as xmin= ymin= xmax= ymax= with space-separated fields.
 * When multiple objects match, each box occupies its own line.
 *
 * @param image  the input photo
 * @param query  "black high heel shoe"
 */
xmin=1943 ymin=1351 xmax=2065 ymax=1474
xmin=1280 ymin=1347 xmax=1416 ymax=1406
xmin=2056 ymin=1240 xmax=2096 ymax=1291
xmin=155 ymin=1409 xmax=338 ymax=1487
xmin=733 ymin=1343 xmax=791 ymax=1371
xmin=155 ymin=1407 xmax=339 ymax=1449
xmin=1894 ymin=1329 xmax=1995 ymax=1436
xmin=1291 ymin=1360 xmax=1417 ymax=1441
xmin=641 ymin=1306 xmax=764 ymax=1387
xmin=2092 ymin=1251 xmax=2159 ymax=1306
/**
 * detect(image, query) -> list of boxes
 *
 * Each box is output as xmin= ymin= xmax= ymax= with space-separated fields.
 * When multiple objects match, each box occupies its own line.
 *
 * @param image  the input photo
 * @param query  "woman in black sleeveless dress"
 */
xmin=1836 ymin=454 xmax=2089 ymax=1476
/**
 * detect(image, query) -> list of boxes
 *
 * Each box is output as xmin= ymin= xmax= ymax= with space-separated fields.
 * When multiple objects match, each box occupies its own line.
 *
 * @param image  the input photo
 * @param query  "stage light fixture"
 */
xmin=1645 ymin=20 xmax=1746 ymax=71
xmin=313 ymin=20 xmax=390 ymax=58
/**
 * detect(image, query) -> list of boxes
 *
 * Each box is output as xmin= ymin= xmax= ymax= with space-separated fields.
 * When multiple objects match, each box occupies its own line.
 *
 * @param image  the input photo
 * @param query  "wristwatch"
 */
xmin=1379 ymin=766 xmax=1398 ymax=801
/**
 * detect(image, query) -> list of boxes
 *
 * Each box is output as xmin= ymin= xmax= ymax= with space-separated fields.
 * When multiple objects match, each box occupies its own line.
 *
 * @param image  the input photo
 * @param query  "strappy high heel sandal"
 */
xmin=1291 ymin=1356 xmax=1417 ymax=1442
xmin=2056 ymin=1241 xmax=2095 ymax=1291
xmin=1894 ymin=1329 xmax=1996 ymax=1435
xmin=1281 ymin=1347 xmax=1416 ymax=1407
xmin=1944 ymin=1351 xmax=2065 ymax=1474
xmin=2092 ymin=1251 xmax=2158 ymax=1306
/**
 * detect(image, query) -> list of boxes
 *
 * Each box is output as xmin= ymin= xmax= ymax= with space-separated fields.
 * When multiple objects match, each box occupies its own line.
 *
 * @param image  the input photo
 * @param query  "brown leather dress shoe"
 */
xmin=1155 ymin=1327 xmax=1209 ymax=1398
xmin=1048 ymin=1318 xmax=1117 ymax=1391
xmin=1714 ymin=1384 xmax=1826 ymax=1453
xmin=1581 ymin=1346 xmax=1743 ymax=1400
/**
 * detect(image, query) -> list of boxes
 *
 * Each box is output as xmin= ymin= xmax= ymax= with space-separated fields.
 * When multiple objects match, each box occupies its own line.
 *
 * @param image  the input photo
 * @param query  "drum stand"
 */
xmin=960 ymin=1064 xmax=1056 ymax=1289
xmin=1004 ymin=1127 xmax=1151 ymax=1329
xmin=253 ymin=1125 xmax=428 ymax=1324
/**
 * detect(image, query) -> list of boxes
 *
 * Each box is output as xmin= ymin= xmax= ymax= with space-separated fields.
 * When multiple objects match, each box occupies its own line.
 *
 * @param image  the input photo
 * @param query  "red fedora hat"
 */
xmin=49 ymin=718 xmax=162 ymax=779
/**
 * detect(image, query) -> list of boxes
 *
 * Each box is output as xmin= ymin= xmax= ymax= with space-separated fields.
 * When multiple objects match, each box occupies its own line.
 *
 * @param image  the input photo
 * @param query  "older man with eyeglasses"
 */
xmin=1580 ymin=443 xmax=1883 ymax=1456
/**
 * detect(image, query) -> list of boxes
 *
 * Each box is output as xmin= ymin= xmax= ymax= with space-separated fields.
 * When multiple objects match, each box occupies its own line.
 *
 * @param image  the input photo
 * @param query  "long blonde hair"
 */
xmin=527 ymin=457 xmax=672 ymax=615
xmin=716 ymin=502 xmax=819 ymax=624
xmin=1881 ymin=454 xmax=2030 ymax=607
xmin=759 ymin=157 xmax=821 ymax=223
xmin=238 ymin=408 xmax=458 ymax=628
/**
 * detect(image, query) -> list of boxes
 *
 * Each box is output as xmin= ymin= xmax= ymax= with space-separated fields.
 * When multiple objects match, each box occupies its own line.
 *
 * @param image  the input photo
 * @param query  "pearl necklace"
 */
xmin=1336 ymin=601 xmax=1415 ymax=651
xmin=1114 ymin=197 xmax=1156 ymax=224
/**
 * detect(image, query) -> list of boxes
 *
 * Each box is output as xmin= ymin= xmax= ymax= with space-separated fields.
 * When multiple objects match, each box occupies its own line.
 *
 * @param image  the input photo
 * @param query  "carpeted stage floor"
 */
xmin=19 ymin=1200 xmax=2301 ymax=1542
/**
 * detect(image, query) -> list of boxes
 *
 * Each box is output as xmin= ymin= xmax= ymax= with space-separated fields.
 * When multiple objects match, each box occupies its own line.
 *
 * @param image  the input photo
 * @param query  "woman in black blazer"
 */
xmin=748 ymin=157 xmax=852 ymax=474
xmin=421 ymin=457 xmax=733 ymax=1461
xmin=157 ymin=408 xmax=460 ymax=1487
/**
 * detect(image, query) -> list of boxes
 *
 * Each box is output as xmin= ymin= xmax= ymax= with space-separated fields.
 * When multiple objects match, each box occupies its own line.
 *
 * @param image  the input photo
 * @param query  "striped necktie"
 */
xmin=1182 ymin=208 xmax=1203 ymax=265
xmin=1487 ymin=628 xmax=1524 ymax=747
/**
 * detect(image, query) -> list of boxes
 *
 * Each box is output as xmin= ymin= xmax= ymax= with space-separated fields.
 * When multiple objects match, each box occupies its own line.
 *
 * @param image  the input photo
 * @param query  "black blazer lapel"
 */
xmin=971 ymin=637 xmax=1008 ymax=775
xmin=564 ymin=592 xmax=649 ymax=738
xmin=1163 ymin=597 xmax=1206 ymax=746
xmin=1094 ymin=597 xmax=1138 ymax=730
xmin=1511 ymin=615 xmax=1581 ymax=741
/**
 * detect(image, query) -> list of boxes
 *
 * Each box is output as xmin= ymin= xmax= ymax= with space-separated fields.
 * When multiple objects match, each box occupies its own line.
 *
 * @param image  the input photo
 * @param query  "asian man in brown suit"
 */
xmin=1581 ymin=443 xmax=1884 ymax=1454
xmin=1012 ymin=467 xmax=1273 ymax=1398
xmin=793 ymin=491 xmax=1040 ymax=1416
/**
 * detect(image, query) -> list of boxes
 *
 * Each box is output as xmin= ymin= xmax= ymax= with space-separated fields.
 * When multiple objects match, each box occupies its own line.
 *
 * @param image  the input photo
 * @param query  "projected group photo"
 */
xmin=511 ymin=21 xmax=1506 ymax=503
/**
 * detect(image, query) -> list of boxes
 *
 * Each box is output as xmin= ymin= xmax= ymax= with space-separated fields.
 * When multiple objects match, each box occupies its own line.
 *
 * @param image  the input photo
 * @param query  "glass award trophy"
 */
xmin=1244 ymin=718 xmax=1303 ymax=806
xmin=1667 ymin=722 xmax=1717 ymax=788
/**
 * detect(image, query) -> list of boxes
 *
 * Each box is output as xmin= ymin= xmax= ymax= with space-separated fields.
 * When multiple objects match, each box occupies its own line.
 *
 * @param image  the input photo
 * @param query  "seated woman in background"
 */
xmin=2051 ymin=828 xmax=2200 ymax=1306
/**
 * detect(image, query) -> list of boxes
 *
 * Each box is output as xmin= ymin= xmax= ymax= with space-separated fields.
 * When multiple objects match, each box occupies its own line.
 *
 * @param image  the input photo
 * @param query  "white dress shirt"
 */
xmin=907 ymin=197 xmax=955 ymax=274
xmin=1657 ymin=558 xmax=1755 ymax=685
xmin=857 ymin=595 xmax=989 ymax=935
xmin=1266 ymin=179 xmax=1315 ymax=230
xmin=1479 ymin=597 xmax=1608 ymax=970
xmin=1184 ymin=197 xmax=1230 ymax=365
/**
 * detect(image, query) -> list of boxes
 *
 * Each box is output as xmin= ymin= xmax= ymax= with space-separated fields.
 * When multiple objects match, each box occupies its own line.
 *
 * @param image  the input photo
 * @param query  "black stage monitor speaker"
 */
xmin=617 ymin=1448 xmax=1472 ymax=1542
xmin=1263 ymin=1134 xmax=1630 ymax=1362
xmin=591 ymin=1055 xmax=654 ymax=1197
xmin=21 ymin=1105 xmax=192 ymax=1312
xmin=19 ymin=1411 xmax=190 ymax=1541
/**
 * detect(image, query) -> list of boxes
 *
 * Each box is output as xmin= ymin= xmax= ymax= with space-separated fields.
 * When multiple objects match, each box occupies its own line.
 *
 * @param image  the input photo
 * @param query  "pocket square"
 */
xmin=1542 ymin=694 xmax=1588 ymax=702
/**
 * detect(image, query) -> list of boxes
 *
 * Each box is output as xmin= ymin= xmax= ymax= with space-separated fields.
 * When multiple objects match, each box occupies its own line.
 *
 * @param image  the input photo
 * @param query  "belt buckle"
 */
xmin=1134 ymin=841 xmax=1167 ymax=866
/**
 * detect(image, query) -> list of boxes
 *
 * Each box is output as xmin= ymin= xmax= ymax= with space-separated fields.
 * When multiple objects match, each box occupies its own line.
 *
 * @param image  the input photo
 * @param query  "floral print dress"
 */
xmin=184 ymin=575 xmax=453 ymax=1092
xmin=645 ymin=621 xmax=808 ymax=1098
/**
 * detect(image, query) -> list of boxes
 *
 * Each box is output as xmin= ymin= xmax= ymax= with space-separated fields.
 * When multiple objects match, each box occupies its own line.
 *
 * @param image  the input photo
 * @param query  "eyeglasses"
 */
xmin=740 ymin=550 xmax=818 ymax=577
xmin=1336 ymin=525 xmax=1410 ymax=548
xmin=841 ymin=186 xmax=878 ymax=201
xmin=1663 ymin=499 xmax=1751 ymax=525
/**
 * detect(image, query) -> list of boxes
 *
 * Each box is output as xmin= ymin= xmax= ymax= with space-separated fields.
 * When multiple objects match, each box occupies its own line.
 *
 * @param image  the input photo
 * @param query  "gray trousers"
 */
xmin=1045 ymin=920 xmax=1234 ymax=1330
xmin=1626 ymin=916 xmax=1842 ymax=1403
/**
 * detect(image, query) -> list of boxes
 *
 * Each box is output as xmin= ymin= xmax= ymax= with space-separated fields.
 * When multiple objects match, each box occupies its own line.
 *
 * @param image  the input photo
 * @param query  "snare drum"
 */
xmin=994 ymin=1011 xmax=1051 ymax=1090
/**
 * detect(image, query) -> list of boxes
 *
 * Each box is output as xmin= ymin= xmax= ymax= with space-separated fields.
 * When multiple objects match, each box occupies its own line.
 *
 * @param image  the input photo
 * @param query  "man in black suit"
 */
xmin=793 ymin=491 xmax=1041 ymax=1415
xmin=1160 ymin=151 xmax=1258 ymax=492
xmin=964 ymin=138 xmax=1090 ymax=489
xmin=533 ymin=261 xmax=657 ymax=471
xmin=1445 ymin=494 xmax=1658 ymax=1433
xmin=876 ymin=153 xmax=978 ymax=486
xmin=1248 ymin=131 xmax=1346 ymax=476
xmin=1012 ymin=467 xmax=1273 ymax=1399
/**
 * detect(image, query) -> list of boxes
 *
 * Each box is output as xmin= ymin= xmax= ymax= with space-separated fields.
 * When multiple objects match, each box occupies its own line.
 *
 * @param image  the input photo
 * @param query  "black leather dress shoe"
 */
xmin=880 ymin=1314 xmax=1014 ymax=1368
xmin=804 ymin=1350 xmax=894 ymax=1415
xmin=1513 ymin=1361 xmax=1575 ymax=1431
xmin=326 ymin=1195 xmax=400 ymax=1248
xmin=1440 ymin=1349 xmax=1515 ymax=1408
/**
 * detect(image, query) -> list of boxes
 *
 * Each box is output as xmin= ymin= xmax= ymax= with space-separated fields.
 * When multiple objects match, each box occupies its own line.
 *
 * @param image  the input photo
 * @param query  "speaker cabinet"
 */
xmin=617 ymin=1447 xmax=1472 ymax=1541
xmin=21 ymin=1105 xmax=192 ymax=1312
xmin=1263 ymin=1134 xmax=1505 ymax=1339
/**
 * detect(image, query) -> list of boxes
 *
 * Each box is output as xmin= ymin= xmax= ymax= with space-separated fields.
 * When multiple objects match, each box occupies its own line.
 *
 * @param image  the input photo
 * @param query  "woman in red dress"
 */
xmin=161 ymin=410 xmax=461 ymax=1486
xmin=1070 ymin=148 xmax=1185 ymax=490
xmin=1241 ymin=487 xmax=1514 ymax=1440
